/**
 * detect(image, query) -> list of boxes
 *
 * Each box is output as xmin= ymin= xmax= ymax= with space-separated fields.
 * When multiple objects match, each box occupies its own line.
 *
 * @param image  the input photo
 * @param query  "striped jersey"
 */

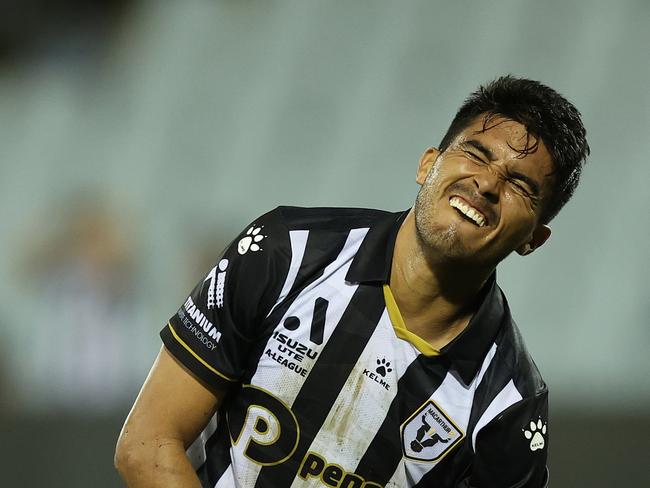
xmin=161 ymin=206 xmax=549 ymax=487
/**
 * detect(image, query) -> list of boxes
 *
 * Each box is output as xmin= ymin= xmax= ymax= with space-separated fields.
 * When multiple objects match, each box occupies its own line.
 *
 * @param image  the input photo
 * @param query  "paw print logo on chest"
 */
xmin=238 ymin=226 xmax=265 ymax=255
xmin=375 ymin=358 xmax=392 ymax=377
xmin=523 ymin=418 xmax=547 ymax=451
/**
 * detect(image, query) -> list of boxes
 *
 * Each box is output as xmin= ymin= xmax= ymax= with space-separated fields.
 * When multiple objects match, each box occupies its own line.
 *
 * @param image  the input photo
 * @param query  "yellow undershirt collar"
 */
xmin=383 ymin=284 xmax=440 ymax=357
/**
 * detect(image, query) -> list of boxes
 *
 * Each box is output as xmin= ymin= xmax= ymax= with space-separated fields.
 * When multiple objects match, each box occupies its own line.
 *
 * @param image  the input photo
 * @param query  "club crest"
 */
xmin=402 ymin=400 xmax=464 ymax=462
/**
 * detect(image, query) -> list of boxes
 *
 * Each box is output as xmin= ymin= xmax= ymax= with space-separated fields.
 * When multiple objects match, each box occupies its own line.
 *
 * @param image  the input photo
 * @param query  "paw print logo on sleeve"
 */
xmin=238 ymin=226 xmax=265 ymax=255
xmin=523 ymin=418 xmax=547 ymax=451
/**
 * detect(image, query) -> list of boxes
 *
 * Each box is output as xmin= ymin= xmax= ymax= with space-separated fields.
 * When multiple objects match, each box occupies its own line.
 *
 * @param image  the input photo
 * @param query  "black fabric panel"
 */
xmin=467 ymin=392 xmax=549 ymax=487
xmin=465 ymin=329 xmax=519 ymax=447
xmin=412 ymin=442 xmax=472 ymax=487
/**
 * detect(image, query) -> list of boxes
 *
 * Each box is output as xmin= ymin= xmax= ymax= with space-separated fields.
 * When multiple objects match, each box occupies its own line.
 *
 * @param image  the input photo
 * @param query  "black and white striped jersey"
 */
xmin=161 ymin=206 xmax=549 ymax=488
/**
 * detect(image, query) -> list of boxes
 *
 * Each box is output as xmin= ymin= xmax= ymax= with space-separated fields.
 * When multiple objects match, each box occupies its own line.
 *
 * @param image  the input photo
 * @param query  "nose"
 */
xmin=473 ymin=166 xmax=500 ymax=204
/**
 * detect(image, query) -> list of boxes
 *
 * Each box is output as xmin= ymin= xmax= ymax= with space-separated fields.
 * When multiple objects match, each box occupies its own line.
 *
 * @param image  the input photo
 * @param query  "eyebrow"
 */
xmin=462 ymin=139 xmax=497 ymax=161
xmin=462 ymin=139 xmax=541 ymax=197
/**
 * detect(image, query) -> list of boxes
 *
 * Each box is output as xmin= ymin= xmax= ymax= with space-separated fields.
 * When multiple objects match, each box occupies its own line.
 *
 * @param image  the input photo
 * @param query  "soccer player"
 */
xmin=115 ymin=75 xmax=589 ymax=487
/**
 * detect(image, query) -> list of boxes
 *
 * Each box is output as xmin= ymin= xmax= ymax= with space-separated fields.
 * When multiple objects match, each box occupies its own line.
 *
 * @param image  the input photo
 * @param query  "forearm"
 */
xmin=115 ymin=437 xmax=202 ymax=488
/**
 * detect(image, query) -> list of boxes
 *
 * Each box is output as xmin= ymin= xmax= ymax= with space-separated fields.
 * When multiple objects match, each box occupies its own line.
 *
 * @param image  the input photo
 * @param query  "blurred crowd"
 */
xmin=13 ymin=195 xmax=143 ymax=412
xmin=0 ymin=1 xmax=139 ymax=414
xmin=0 ymin=0 xmax=237 ymax=415
xmin=5 ymin=191 xmax=226 ymax=413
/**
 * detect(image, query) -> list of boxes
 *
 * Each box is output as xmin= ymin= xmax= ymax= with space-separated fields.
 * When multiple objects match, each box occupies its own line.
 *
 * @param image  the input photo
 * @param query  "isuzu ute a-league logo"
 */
xmin=401 ymin=400 xmax=464 ymax=462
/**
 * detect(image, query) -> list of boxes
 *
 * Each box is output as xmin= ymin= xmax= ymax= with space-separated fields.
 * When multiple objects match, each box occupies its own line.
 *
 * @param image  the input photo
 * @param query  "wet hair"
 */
xmin=439 ymin=75 xmax=590 ymax=223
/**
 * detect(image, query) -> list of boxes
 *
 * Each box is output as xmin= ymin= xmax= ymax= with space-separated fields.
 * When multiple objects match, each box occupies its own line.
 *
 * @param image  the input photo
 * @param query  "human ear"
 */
xmin=516 ymin=224 xmax=551 ymax=256
xmin=416 ymin=147 xmax=441 ymax=185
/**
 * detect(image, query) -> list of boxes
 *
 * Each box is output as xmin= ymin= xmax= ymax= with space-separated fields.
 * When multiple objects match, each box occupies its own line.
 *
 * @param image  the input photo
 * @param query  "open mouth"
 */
xmin=449 ymin=196 xmax=487 ymax=227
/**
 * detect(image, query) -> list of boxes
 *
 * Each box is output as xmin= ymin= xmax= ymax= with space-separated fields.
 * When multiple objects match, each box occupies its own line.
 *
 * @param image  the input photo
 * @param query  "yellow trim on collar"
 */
xmin=383 ymin=284 xmax=440 ymax=357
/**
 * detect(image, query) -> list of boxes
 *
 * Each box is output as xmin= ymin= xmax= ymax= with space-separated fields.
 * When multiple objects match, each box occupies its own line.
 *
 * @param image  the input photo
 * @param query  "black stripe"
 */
xmin=413 ymin=442 xmax=472 ymax=487
xmin=253 ymin=284 xmax=386 ymax=487
xmin=353 ymin=355 xmax=451 ymax=485
xmin=241 ymin=228 xmax=350 ymax=385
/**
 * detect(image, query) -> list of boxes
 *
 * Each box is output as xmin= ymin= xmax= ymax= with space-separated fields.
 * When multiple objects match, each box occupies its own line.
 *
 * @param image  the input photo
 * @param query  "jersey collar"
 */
xmin=439 ymin=276 xmax=507 ymax=384
xmin=346 ymin=208 xmax=509 ymax=385
xmin=346 ymin=209 xmax=408 ymax=284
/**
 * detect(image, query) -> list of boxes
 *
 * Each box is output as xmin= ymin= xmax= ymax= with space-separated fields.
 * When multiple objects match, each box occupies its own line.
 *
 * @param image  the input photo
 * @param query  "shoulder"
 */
xmin=230 ymin=205 xmax=395 ymax=278
xmin=468 ymin=306 xmax=549 ymax=485
xmin=275 ymin=205 xmax=395 ymax=230
xmin=493 ymin=313 xmax=547 ymax=399
xmin=240 ymin=205 xmax=393 ymax=253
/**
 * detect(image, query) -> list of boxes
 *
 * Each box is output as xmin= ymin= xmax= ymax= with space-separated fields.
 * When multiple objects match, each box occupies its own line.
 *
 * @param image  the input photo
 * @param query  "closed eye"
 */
xmin=509 ymin=178 xmax=530 ymax=194
xmin=508 ymin=178 xmax=540 ymax=205
xmin=463 ymin=150 xmax=487 ymax=164
xmin=508 ymin=171 xmax=540 ymax=199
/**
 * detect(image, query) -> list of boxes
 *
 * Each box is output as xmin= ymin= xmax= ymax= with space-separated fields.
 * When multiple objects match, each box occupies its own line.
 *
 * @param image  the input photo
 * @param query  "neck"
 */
xmin=389 ymin=209 xmax=494 ymax=348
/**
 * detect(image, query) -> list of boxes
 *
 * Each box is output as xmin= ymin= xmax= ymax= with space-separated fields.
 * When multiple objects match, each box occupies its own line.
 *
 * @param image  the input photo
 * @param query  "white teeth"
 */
xmin=449 ymin=196 xmax=486 ymax=227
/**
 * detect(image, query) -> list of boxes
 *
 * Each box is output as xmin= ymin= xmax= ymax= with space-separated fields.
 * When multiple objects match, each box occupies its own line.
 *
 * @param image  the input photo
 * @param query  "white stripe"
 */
xmin=267 ymin=229 xmax=309 ymax=317
xmin=473 ymin=343 xmax=498 ymax=388
xmin=235 ymin=228 xmax=369 ymax=485
xmin=471 ymin=379 xmax=522 ymax=451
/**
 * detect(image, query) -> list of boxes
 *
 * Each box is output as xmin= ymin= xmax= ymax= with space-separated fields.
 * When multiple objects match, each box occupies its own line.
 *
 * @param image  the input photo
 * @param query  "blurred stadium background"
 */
xmin=0 ymin=0 xmax=648 ymax=486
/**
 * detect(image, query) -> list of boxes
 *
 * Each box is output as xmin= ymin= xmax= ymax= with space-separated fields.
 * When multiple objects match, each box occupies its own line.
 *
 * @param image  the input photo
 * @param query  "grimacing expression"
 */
xmin=414 ymin=115 xmax=555 ymax=267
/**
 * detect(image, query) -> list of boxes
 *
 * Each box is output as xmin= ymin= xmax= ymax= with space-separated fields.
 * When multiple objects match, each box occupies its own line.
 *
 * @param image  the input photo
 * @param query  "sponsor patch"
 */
xmin=402 ymin=400 xmax=464 ymax=462
xmin=177 ymin=296 xmax=222 ymax=350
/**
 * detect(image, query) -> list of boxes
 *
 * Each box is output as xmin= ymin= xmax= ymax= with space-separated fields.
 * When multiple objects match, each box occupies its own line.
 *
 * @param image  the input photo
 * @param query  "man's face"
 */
xmin=414 ymin=114 xmax=554 ymax=268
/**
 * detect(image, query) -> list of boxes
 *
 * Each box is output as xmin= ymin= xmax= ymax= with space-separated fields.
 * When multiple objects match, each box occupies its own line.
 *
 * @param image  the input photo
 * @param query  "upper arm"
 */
xmin=465 ymin=390 xmax=549 ymax=487
xmin=117 ymin=345 xmax=224 ymax=453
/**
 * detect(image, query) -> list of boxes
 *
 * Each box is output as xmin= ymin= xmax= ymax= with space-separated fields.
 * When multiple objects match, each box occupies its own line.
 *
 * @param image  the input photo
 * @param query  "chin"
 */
xmin=415 ymin=218 xmax=502 ymax=268
xmin=416 ymin=218 xmax=468 ymax=257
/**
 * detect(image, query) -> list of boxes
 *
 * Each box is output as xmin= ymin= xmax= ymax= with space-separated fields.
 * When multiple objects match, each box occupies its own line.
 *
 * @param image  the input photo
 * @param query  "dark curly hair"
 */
xmin=439 ymin=75 xmax=590 ymax=223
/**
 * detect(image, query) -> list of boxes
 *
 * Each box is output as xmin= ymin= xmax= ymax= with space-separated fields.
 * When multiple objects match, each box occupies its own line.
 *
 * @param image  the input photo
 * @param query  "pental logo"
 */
xmin=401 ymin=400 xmax=464 ymax=462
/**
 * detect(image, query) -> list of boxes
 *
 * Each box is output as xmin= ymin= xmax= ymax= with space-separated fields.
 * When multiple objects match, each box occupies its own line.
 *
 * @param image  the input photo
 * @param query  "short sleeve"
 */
xmin=462 ymin=390 xmax=549 ymax=487
xmin=160 ymin=207 xmax=291 ymax=391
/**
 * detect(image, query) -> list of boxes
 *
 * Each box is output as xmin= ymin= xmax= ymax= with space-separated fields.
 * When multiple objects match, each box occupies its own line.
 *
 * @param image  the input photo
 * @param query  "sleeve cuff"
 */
xmin=161 ymin=322 xmax=238 ymax=391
